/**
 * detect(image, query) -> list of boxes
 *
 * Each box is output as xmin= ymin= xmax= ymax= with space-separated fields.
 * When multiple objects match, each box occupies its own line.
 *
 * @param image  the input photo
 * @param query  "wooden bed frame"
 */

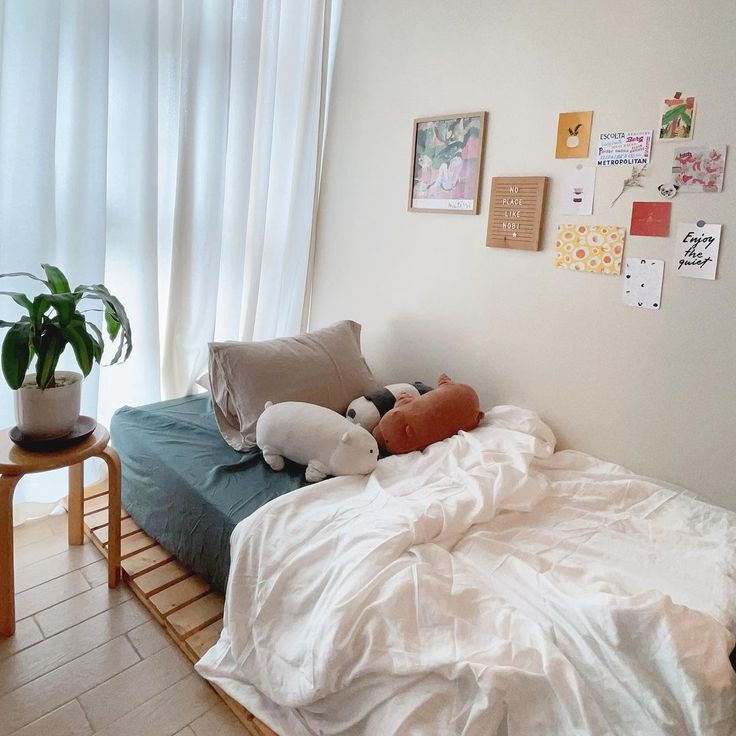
xmin=70 ymin=480 xmax=279 ymax=736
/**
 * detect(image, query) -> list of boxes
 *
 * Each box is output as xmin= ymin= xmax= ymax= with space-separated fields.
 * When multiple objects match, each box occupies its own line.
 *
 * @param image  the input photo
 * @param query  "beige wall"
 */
xmin=310 ymin=0 xmax=736 ymax=508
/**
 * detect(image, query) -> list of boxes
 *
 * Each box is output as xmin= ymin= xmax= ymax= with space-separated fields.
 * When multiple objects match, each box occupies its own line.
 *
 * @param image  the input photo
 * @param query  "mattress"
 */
xmin=111 ymin=394 xmax=306 ymax=592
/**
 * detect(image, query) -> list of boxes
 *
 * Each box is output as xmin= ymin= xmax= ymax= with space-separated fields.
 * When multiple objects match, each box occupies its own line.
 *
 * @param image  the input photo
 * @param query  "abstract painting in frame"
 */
xmin=408 ymin=112 xmax=487 ymax=214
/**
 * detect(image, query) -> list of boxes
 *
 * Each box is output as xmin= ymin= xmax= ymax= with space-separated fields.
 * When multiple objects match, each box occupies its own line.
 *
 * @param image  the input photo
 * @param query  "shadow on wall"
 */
xmin=375 ymin=313 xmax=573 ymax=452
xmin=378 ymin=314 xmax=491 ymax=398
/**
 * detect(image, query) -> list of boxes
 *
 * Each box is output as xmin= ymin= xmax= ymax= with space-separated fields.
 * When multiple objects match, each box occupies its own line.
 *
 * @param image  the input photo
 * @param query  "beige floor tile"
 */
xmin=34 ymin=579 xmax=131 ymax=637
xmin=190 ymin=701 xmax=252 ymax=735
xmin=0 ymin=618 xmax=43 ymax=664
xmin=14 ymin=570 xmax=90 ymax=620
xmin=0 ymin=599 xmax=148 ymax=696
xmin=14 ymin=543 xmax=102 ymax=593
xmin=10 ymin=699 xmax=92 ymax=736
xmin=13 ymin=534 xmax=81 ymax=569
xmin=127 ymin=619 xmax=171 ymax=659
xmin=0 ymin=636 xmax=139 ymax=735
xmin=79 ymin=645 xmax=192 ymax=730
xmin=79 ymin=558 xmax=109 ymax=587
xmin=93 ymin=672 xmax=219 ymax=736
xmin=6 ymin=519 xmax=254 ymax=736
xmin=46 ymin=511 xmax=71 ymax=537
xmin=12 ymin=518 xmax=54 ymax=549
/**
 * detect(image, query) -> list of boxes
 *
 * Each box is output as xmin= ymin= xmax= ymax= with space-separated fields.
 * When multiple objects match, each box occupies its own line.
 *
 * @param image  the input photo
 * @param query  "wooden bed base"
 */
xmin=71 ymin=481 xmax=279 ymax=736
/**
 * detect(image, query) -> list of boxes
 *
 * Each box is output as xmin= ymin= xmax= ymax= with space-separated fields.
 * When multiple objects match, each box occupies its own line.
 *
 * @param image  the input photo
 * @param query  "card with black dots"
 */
xmin=622 ymin=258 xmax=664 ymax=310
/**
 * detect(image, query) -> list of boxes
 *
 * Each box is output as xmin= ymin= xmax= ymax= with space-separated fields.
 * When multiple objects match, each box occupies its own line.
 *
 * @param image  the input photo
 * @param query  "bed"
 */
xmin=111 ymin=393 xmax=306 ymax=592
xmin=195 ymin=405 xmax=736 ymax=736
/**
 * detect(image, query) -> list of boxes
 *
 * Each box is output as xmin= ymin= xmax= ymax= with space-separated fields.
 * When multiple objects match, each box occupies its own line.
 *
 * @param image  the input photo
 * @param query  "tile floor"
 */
xmin=1 ymin=512 xmax=250 ymax=736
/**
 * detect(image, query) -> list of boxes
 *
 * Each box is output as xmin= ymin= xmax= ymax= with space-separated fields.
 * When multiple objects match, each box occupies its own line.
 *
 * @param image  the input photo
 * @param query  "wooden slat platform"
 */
xmin=72 ymin=487 xmax=280 ymax=736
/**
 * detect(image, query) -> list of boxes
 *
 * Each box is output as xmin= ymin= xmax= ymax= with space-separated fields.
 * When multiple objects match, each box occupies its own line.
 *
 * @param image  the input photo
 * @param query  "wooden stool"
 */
xmin=0 ymin=424 xmax=121 ymax=637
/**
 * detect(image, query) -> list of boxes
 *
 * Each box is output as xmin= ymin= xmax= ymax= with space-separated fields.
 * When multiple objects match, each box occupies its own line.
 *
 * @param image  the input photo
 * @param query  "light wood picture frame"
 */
xmin=486 ymin=176 xmax=548 ymax=251
xmin=408 ymin=111 xmax=487 ymax=214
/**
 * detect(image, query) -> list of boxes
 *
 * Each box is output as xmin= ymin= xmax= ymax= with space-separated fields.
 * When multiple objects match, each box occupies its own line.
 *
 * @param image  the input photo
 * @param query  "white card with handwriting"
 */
xmin=623 ymin=258 xmax=664 ymax=310
xmin=674 ymin=222 xmax=721 ymax=279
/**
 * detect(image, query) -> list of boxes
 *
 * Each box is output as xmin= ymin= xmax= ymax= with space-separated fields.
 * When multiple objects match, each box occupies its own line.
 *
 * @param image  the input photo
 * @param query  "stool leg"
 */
xmin=68 ymin=463 xmax=84 ymax=546
xmin=99 ymin=447 xmax=121 ymax=588
xmin=0 ymin=474 xmax=22 ymax=637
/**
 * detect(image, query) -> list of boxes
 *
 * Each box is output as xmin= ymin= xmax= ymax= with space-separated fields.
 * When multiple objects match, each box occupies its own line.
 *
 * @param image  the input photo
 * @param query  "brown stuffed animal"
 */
xmin=372 ymin=373 xmax=484 ymax=454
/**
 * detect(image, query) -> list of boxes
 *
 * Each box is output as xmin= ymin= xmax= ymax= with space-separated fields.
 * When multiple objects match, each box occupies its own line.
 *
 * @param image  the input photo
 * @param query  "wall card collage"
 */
xmin=408 ymin=91 xmax=727 ymax=312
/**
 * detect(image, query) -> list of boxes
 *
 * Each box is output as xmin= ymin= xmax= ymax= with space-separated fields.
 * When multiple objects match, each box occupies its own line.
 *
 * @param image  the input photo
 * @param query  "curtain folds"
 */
xmin=0 ymin=0 xmax=340 ymax=522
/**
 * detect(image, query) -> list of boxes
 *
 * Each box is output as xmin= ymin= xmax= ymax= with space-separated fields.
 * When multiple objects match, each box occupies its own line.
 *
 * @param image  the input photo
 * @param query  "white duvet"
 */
xmin=196 ymin=406 xmax=736 ymax=736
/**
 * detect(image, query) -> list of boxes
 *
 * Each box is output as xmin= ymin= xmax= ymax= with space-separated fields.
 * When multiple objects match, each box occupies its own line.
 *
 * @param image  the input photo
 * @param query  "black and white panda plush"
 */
xmin=346 ymin=382 xmax=433 ymax=432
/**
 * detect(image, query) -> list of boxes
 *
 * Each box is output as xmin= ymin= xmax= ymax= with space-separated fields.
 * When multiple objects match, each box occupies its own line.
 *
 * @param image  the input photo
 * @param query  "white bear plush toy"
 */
xmin=256 ymin=401 xmax=379 ymax=483
xmin=346 ymin=382 xmax=433 ymax=432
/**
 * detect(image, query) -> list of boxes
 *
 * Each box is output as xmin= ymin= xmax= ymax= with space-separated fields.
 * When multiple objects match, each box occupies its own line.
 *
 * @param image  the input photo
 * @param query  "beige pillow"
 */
xmin=209 ymin=321 xmax=377 ymax=451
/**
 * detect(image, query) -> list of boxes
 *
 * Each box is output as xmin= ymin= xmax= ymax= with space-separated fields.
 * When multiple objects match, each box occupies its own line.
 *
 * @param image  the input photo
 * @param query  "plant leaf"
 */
xmin=29 ymin=295 xmax=49 ymax=357
xmin=0 ymin=291 xmax=32 ymax=311
xmin=41 ymin=264 xmax=71 ymax=294
xmin=35 ymin=325 xmax=65 ymax=389
xmin=62 ymin=321 xmax=94 ymax=376
xmin=30 ymin=295 xmax=49 ymax=325
xmin=76 ymin=284 xmax=132 ymax=363
xmin=44 ymin=293 xmax=79 ymax=327
xmin=0 ymin=271 xmax=48 ymax=287
xmin=85 ymin=321 xmax=105 ymax=363
xmin=105 ymin=309 xmax=121 ymax=341
xmin=109 ymin=329 xmax=125 ymax=365
xmin=1 ymin=320 xmax=32 ymax=390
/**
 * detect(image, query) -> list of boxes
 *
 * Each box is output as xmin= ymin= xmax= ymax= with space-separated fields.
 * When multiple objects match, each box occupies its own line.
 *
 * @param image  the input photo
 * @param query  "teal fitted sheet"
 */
xmin=111 ymin=394 xmax=306 ymax=592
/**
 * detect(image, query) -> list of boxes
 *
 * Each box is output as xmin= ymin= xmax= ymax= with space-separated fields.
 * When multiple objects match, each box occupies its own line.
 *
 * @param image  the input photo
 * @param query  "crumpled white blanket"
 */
xmin=196 ymin=406 xmax=736 ymax=736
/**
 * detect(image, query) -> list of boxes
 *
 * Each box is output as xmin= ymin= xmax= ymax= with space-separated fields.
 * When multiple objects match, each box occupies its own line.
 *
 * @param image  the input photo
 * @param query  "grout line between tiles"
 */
xmin=2 ymin=633 xmax=142 ymax=704
xmin=34 ymin=581 xmax=132 ymax=639
xmin=124 ymin=631 xmax=140 ymax=659
xmin=3 ymin=597 xmax=143 ymax=694
xmin=74 ymin=694 xmax=94 ymax=729
xmin=15 ymin=577 xmax=93 ymax=620
xmin=79 ymin=660 xmax=195 ymax=735
xmin=31 ymin=613 xmax=44 ymax=640
xmin=14 ymin=547 xmax=103 ymax=583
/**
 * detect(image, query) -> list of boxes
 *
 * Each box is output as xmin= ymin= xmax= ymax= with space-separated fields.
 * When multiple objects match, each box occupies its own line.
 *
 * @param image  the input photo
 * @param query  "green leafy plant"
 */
xmin=0 ymin=264 xmax=132 ymax=390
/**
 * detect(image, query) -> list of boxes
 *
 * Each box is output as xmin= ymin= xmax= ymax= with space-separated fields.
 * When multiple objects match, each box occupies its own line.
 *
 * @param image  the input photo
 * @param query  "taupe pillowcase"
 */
xmin=209 ymin=320 xmax=377 ymax=451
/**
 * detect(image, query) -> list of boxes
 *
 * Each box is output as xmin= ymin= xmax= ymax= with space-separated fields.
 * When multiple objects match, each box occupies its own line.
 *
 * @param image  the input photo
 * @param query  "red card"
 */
xmin=630 ymin=201 xmax=671 ymax=237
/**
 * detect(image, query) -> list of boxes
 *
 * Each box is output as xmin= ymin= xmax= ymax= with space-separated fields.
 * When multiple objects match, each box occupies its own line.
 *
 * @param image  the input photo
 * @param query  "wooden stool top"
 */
xmin=0 ymin=425 xmax=110 ymax=476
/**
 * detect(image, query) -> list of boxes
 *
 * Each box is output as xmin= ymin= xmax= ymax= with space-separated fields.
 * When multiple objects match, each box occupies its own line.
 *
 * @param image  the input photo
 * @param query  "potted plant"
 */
xmin=0 ymin=264 xmax=131 ymax=440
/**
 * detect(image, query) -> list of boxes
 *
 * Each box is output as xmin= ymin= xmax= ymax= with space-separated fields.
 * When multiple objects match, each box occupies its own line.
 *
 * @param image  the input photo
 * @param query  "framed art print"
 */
xmin=408 ymin=111 xmax=487 ymax=214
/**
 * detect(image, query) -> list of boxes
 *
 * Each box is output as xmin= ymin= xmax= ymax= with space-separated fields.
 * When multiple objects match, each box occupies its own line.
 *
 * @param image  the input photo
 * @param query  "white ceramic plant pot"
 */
xmin=14 ymin=371 xmax=82 ymax=440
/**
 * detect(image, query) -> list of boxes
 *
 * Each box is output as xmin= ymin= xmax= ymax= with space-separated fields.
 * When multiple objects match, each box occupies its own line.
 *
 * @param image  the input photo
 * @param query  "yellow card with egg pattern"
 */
xmin=554 ymin=224 xmax=625 ymax=275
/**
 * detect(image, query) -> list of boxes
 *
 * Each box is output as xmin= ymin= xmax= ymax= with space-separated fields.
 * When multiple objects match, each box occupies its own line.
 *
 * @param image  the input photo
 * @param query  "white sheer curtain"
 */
xmin=0 ymin=0 xmax=341 ymax=523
